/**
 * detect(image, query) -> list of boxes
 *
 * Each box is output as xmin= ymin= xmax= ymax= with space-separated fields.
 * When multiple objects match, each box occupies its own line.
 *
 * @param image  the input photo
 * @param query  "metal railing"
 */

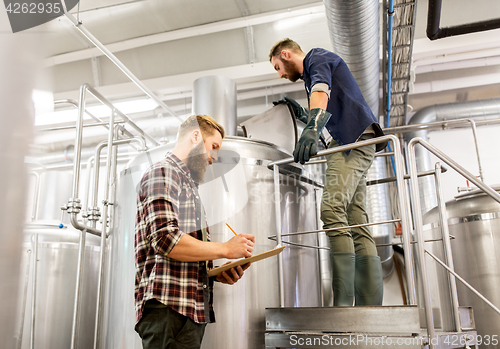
xmin=407 ymin=137 xmax=500 ymax=348
xmin=64 ymin=83 xmax=157 ymax=349
xmin=268 ymin=135 xmax=417 ymax=309
xmin=384 ymin=117 xmax=500 ymax=182
xmin=268 ymin=133 xmax=500 ymax=349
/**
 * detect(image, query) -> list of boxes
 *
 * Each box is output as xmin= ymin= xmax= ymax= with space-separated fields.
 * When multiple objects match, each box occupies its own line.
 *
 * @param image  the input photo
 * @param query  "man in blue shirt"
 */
xmin=269 ymin=39 xmax=385 ymax=306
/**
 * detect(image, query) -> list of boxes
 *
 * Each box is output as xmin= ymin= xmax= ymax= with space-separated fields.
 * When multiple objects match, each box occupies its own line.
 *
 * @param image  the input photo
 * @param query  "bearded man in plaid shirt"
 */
xmin=135 ymin=114 xmax=255 ymax=349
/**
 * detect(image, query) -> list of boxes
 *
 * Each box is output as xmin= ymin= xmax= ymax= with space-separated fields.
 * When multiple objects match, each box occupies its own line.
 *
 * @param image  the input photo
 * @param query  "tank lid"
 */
xmin=454 ymin=184 xmax=500 ymax=201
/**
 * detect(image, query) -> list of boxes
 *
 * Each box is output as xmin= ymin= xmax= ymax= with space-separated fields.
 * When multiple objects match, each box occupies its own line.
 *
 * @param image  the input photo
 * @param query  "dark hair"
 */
xmin=269 ymin=38 xmax=303 ymax=62
xmin=178 ymin=114 xmax=225 ymax=140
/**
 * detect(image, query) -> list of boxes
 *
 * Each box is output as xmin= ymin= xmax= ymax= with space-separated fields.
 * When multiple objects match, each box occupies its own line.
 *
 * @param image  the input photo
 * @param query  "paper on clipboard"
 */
xmin=208 ymin=245 xmax=286 ymax=277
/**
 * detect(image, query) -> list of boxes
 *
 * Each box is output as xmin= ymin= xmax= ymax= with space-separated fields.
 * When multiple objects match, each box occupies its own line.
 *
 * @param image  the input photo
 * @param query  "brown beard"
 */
xmin=282 ymin=58 xmax=301 ymax=82
xmin=186 ymin=141 xmax=208 ymax=183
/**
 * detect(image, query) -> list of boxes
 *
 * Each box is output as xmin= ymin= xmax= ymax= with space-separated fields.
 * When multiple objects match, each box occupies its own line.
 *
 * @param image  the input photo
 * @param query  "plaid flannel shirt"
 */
xmin=134 ymin=153 xmax=215 ymax=325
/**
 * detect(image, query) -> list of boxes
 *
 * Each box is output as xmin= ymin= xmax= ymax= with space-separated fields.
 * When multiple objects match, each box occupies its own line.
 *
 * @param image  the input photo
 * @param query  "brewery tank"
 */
xmin=422 ymin=186 xmax=500 ymax=348
xmin=100 ymin=137 xmax=322 ymax=349
xmin=17 ymin=169 xmax=101 ymax=349
xmin=18 ymin=223 xmax=101 ymax=349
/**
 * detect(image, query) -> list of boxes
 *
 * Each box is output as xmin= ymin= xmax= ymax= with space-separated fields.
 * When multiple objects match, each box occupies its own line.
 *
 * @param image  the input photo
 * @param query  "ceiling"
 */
xmin=32 ymin=0 xmax=500 ymax=152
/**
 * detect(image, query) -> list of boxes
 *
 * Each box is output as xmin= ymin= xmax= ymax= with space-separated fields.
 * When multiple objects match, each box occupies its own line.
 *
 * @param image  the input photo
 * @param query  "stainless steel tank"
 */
xmin=0 ymin=14 xmax=40 ymax=348
xmin=17 ymin=168 xmax=101 ymax=348
xmin=422 ymin=186 xmax=500 ymax=347
xmin=18 ymin=223 xmax=101 ymax=349
xmin=193 ymin=76 xmax=238 ymax=136
xmin=101 ymin=137 xmax=322 ymax=349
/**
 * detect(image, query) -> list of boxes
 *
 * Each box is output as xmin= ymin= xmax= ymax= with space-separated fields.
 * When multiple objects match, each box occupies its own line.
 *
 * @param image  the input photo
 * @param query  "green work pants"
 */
xmin=320 ymin=134 xmax=377 ymax=256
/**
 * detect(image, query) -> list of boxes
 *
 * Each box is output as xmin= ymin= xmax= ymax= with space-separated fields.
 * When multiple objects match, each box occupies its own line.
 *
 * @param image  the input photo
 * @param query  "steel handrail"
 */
xmin=270 ymin=134 xmax=417 ymax=308
xmin=60 ymin=1 xmax=180 ymax=121
xmin=434 ymin=162 xmax=461 ymax=332
xmin=407 ymin=137 xmax=500 ymax=346
xmin=267 ymin=219 xmax=401 ymax=239
xmin=385 ymin=117 xmax=500 ymax=182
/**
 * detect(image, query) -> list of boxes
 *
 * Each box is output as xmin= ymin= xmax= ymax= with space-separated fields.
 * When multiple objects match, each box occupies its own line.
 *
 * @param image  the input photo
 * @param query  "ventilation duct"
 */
xmin=192 ymin=76 xmax=237 ymax=136
xmin=323 ymin=0 xmax=393 ymax=274
xmin=406 ymin=97 xmax=500 ymax=214
xmin=324 ymin=0 xmax=380 ymax=116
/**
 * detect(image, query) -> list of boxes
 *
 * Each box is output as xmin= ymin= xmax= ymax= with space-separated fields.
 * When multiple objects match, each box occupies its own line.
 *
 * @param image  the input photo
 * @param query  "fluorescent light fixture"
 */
xmin=34 ymin=98 xmax=159 ymax=126
xmin=32 ymin=89 xmax=54 ymax=117
xmin=273 ymin=12 xmax=323 ymax=31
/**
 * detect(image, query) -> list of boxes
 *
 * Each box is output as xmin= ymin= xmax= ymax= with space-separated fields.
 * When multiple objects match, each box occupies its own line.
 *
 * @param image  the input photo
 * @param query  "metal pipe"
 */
xmin=273 ymin=164 xmax=285 ymax=307
xmin=465 ymin=119 xmax=484 ymax=182
xmin=30 ymin=153 xmax=140 ymax=172
xmin=409 ymin=138 xmax=500 ymax=204
xmin=386 ymin=0 xmax=394 ymax=128
xmin=313 ymin=188 xmax=326 ymax=305
xmin=269 ymin=219 xmax=401 ymax=238
xmin=434 ymin=162 xmax=461 ymax=332
xmin=16 ymin=249 xmax=32 ymax=349
xmin=29 ymin=172 xmax=40 ymax=221
xmin=39 ymin=121 xmax=126 ymax=132
xmin=92 ymin=111 xmax=116 ymax=349
xmin=69 ymin=229 xmax=87 ymax=349
xmin=367 ymin=167 xmax=447 ymax=186
xmin=385 ymin=117 xmax=500 ymax=134
xmin=69 ymin=83 xmax=153 ymax=236
xmin=404 ymin=98 xmax=500 ymax=214
xmin=90 ymin=137 xmax=146 ymax=227
xmin=60 ymin=2 xmax=180 ymax=122
xmin=29 ymin=234 xmax=38 ymax=349
xmin=305 ymin=151 xmax=395 ymax=165
xmin=90 ymin=134 xmax=145 ymax=349
xmin=54 ymin=99 xmax=108 ymax=127
xmin=83 ymin=84 xmax=159 ymax=146
xmin=427 ymin=0 xmax=500 ymax=40
xmin=83 ymin=156 xmax=95 ymax=224
xmin=270 ymin=135 xmax=397 ymax=167
xmin=425 ymin=249 xmax=500 ymax=316
xmin=407 ymin=139 xmax=436 ymax=348
xmin=392 ymin=135 xmax=417 ymax=305
xmin=269 ymin=135 xmax=417 ymax=305
xmin=270 ymin=236 xmax=453 ymax=249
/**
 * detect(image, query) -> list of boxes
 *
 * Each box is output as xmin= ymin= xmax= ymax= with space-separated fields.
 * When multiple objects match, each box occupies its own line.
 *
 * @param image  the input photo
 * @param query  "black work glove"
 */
xmin=293 ymin=108 xmax=332 ymax=164
xmin=273 ymin=96 xmax=309 ymax=124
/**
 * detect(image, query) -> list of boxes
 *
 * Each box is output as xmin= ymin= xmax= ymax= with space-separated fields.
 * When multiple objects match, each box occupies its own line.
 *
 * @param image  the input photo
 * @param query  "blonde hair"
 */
xmin=178 ymin=114 xmax=225 ymax=140
xmin=269 ymin=38 xmax=303 ymax=62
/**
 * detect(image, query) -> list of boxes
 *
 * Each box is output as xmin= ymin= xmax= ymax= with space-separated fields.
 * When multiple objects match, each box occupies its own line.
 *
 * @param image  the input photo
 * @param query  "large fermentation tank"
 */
xmin=101 ymin=137 xmax=322 ymax=349
xmin=18 ymin=224 xmax=101 ymax=349
xmin=422 ymin=186 xmax=500 ymax=348
xmin=0 ymin=14 xmax=41 ymax=348
xmin=17 ymin=169 xmax=101 ymax=349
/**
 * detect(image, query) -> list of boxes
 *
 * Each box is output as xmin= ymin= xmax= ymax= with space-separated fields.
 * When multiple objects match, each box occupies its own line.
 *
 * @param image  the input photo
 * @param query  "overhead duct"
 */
xmin=323 ymin=0 xmax=394 ymax=274
xmin=192 ymin=76 xmax=238 ymax=136
xmin=324 ymin=0 xmax=380 ymax=116
xmin=406 ymin=97 xmax=500 ymax=214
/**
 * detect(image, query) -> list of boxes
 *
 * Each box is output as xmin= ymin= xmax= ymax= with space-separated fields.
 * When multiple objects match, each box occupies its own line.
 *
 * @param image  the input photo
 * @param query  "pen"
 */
xmin=226 ymin=223 xmax=238 ymax=236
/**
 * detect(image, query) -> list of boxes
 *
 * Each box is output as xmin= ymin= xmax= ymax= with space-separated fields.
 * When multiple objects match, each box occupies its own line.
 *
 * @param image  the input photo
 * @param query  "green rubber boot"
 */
xmin=330 ymin=253 xmax=356 ymax=306
xmin=354 ymin=255 xmax=384 ymax=306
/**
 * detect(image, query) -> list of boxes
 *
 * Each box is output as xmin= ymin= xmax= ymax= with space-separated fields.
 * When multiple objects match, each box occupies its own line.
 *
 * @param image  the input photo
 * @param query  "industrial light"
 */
xmin=34 ymin=97 xmax=159 ymax=126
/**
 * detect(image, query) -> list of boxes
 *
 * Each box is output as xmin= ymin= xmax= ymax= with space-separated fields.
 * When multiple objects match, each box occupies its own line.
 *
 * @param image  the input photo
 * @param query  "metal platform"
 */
xmin=265 ymin=306 xmax=478 ymax=349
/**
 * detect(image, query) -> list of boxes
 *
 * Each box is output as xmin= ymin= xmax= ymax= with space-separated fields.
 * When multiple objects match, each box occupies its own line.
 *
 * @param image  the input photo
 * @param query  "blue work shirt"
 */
xmin=302 ymin=48 xmax=386 ymax=153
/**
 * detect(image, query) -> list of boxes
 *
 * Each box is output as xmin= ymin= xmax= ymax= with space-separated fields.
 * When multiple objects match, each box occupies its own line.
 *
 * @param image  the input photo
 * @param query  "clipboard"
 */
xmin=208 ymin=245 xmax=286 ymax=277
